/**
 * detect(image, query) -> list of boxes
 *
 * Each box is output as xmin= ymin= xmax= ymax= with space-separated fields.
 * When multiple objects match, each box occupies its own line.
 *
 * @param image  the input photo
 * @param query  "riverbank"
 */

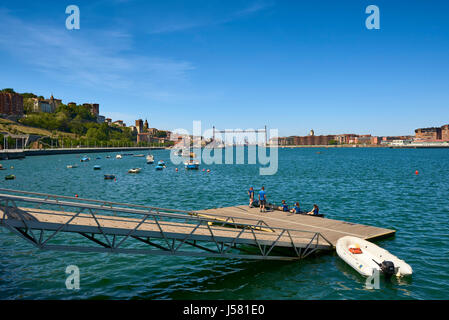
xmin=0 ymin=147 xmax=164 ymax=160
xmin=277 ymin=144 xmax=387 ymax=148
xmin=278 ymin=144 xmax=449 ymax=148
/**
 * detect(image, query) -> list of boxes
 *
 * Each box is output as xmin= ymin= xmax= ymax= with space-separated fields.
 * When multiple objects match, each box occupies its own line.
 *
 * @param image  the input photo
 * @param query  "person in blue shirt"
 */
xmin=258 ymin=186 xmax=267 ymax=212
xmin=280 ymin=200 xmax=289 ymax=212
xmin=307 ymin=204 xmax=319 ymax=216
xmin=290 ymin=202 xmax=301 ymax=214
xmin=248 ymin=187 xmax=255 ymax=207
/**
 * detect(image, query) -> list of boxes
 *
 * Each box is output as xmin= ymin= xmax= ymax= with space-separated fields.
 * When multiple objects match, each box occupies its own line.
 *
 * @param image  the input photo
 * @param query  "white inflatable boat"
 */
xmin=336 ymin=236 xmax=412 ymax=277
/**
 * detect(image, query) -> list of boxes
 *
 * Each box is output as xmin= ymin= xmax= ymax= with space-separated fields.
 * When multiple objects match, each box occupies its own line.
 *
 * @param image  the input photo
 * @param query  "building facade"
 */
xmin=82 ymin=103 xmax=99 ymax=115
xmin=335 ymin=134 xmax=357 ymax=144
xmin=137 ymin=133 xmax=159 ymax=143
xmin=147 ymin=128 xmax=158 ymax=135
xmin=96 ymin=115 xmax=105 ymax=124
xmin=278 ymin=135 xmax=335 ymax=145
xmin=415 ymin=125 xmax=449 ymax=141
xmin=441 ymin=125 xmax=449 ymax=141
xmin=31 ymin=95 xmax=62 ymax=113
xmin=0 ymin=92 xmax=24 ymax=116
xmin=112 ymin=120 xmax=126 ymax=127
xmin=135 ymin=119 xmax=144 ymax=133
xmin=354 ymin=135 xmax=372 ymax=144
xmin=32 ymin=99 xmax=52 ymax=113
xmin=293 ymin=135 xmax=335 ymax=145
xmin=415 ymin=127 xmax=442 ymax=140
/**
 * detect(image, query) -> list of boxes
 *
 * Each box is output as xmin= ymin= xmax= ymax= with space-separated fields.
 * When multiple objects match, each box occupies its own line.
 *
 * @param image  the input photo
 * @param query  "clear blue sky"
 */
xmin=1 ymin=0 xmax=448 ymax=137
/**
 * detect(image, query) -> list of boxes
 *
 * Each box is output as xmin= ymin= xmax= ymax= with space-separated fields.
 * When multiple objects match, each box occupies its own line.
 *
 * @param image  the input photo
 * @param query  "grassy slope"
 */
xmin=0 ymin=118 xmax=77 ymax=138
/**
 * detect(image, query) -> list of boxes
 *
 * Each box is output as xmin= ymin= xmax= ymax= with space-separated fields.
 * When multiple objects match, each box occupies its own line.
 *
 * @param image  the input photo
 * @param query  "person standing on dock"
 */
xmin=259 ymin=186 xmax=267 ymax=212
xmin=248 ymin=187 xmax=255 ymax=207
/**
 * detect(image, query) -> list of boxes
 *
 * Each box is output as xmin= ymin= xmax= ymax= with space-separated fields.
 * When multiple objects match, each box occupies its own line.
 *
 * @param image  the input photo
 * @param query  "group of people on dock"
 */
xmin=247 ymin=186 xmax=320 ymax=216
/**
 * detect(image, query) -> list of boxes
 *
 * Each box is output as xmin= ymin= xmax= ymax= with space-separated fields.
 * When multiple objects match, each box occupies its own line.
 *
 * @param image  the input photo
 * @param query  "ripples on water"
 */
xmin=0 ymin=148 xmax=448 ymax=299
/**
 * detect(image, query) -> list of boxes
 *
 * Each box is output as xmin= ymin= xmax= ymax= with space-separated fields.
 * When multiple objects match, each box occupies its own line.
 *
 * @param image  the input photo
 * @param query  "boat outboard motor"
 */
xmin=380 ymin=261 xmax=395 ymax=278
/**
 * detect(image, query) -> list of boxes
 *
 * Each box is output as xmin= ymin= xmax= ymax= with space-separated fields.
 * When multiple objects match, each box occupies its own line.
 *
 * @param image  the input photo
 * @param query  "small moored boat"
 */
xmin=128 ymin=168 xmax=141 ymax=173
xmin=184 ymin=160 xmax=199 ymax=170
xmin=156 ymin=160 xmax=166 ymax=170
xmin=93 ymin=165 xmax=101 ymax=170
xmin=336 ymin=236 xmax=412 ymax=278
xmin=80 ymin=156 xmax=90 ymax=162
xmin=104 ymin=174 xmax=116 ymax=180
xmin=5 ymin=174 xmax=15 ymax=180
xmin=67 ymin=165 xmax=78 ymax=169
xmin=116 ymin=154 xmax=122 ymax=159
xmin=146 ymin=154 xmax=154 ymax=164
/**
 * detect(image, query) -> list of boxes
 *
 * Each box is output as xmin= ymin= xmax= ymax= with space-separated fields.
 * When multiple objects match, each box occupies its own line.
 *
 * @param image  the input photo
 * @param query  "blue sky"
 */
xmin=1 ymin=0 xmax=448 ymax=137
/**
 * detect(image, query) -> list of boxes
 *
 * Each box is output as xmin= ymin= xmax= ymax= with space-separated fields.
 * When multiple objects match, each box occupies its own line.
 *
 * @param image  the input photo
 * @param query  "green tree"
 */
xmin=155 ymin=130 xmax=167 ymax=138
xmin=20 ymin=93 xmax=37 ymax=99
xmin=23 ymin=98 xmax=35 ymax=114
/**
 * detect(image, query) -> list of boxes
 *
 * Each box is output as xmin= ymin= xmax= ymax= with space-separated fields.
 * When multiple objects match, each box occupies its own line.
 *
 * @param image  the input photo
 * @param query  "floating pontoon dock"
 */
xmin=0 ymin=189 xmax=395 ymax=261
xmin=193 ymin=206 xmax=395 ymax=247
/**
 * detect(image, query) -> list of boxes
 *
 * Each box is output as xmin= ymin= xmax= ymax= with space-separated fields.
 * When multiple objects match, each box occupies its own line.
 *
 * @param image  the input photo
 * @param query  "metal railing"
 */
xmin=0 ymin=189 xmax=333 ymax=260
xmin=0 ymin=188 xmax=276 ymax=231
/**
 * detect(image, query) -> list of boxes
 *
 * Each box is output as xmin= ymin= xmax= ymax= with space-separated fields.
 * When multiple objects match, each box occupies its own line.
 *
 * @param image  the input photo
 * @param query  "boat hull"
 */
xmin=336 ymin=236 xmax=412 ymax=277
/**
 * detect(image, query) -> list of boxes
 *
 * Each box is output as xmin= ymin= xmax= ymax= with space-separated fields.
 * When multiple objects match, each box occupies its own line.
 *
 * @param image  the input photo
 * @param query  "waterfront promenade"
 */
xmin=0 ymin=147 xmax=164 ymax=160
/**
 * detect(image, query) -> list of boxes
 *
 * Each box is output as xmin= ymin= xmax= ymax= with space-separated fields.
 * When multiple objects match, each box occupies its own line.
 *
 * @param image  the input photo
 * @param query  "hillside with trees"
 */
xmin=1 ymin=89 xmax=173 ymax=148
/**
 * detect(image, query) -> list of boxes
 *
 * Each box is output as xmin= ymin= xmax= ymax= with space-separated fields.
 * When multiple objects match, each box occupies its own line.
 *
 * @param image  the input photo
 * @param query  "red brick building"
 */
xmin=278 ymin=134 xmax=335 ymax=145
xmin=335 ymin=134 xmax=357 ymax=144
xmin=137 ymin=133 xmax=165 ymax=144
xmin=415 ymin=127 xmax=442 ymax=140
xmin=0 ymin=92 xmax=24 ymax=116
xmin=370 ymin=136 xmax=382 ymax=145
xmin=414 ymin=125 xmax=449 ymax=141
xmin=441 ymin=125 xmax=449 ymax=141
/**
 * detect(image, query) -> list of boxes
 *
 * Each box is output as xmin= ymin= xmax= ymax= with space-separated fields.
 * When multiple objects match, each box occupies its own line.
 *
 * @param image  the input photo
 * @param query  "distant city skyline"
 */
xmin=1 ymin=1 xmax=448 ymax=137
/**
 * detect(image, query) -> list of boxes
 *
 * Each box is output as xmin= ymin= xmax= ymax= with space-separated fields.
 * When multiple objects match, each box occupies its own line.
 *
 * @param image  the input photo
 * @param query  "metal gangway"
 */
xmin=0 ymin=189 xmax=332 ymax=261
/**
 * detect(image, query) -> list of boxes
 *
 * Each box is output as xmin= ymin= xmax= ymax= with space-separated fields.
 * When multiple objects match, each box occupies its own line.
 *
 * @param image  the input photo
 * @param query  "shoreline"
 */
xmin=2 ymin=144 xmax=448 ymax=160
xmin=0 ymin=147 xmax=164 ymax=160
xmin=276 ymin=144 xmax=386 ymax=148
xmin=277 ymin=144 xmax=449 ymax=148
